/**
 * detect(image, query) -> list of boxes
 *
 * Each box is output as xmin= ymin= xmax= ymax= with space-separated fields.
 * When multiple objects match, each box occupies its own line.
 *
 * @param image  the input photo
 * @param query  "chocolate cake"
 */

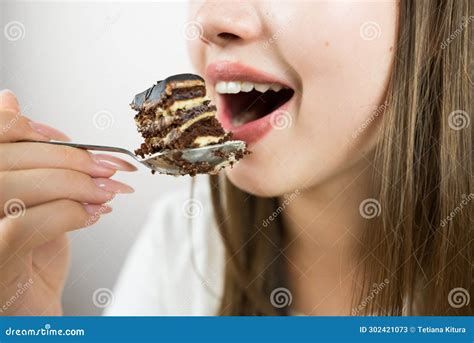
xmin=131 ymin=74 xmax=232 ymax=157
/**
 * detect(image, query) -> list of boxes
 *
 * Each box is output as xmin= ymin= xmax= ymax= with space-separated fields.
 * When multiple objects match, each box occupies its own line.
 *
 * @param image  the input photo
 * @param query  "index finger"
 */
xmin=0 ymin=90 xmax=70 ymax=143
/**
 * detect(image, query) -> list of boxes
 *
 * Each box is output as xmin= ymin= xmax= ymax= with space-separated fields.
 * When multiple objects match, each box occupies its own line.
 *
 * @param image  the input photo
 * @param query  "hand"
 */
xmin=0 ymin=89 xmax=136 ymax=315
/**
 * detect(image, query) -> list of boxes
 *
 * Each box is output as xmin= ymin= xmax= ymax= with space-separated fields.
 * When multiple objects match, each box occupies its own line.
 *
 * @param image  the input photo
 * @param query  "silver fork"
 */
xmin=24 ymin=140 xmax=247 ymax=175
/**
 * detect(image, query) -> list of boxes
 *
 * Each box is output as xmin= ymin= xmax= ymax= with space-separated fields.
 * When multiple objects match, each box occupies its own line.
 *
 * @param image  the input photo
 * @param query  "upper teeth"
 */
xmin=215 ymin=81 xmax=286 ymax=94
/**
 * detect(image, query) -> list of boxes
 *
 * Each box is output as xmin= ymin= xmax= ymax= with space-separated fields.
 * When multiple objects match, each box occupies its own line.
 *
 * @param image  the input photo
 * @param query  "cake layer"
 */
xmin=143 ymin=116 xmax=227 ymax=151
xmin=131 ymin=74 xmax=234 ymax=158
xmin=172 ymin=86 xmax=206 ymax=101
xmin=138 ymin=110 xmax=216 ymax=145
xmin=135 ymin=102 xmax=217 ymax=138
xmin=145 ymin=117 xmax=229 ymax=151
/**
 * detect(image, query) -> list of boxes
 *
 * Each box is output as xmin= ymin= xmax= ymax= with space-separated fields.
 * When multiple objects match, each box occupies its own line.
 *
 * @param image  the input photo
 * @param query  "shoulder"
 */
xmin=147 ymin=181 xmax=217 ymax=248
xmin=105 ymin=180 xmax=224 ymax=316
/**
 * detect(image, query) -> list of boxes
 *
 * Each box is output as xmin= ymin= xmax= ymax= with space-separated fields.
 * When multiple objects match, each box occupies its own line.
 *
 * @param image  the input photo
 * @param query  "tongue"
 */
xmin=232 ymin=109 xmax=260 ymax=126
xmin=228 ymin=92 xmax=269 ymax=126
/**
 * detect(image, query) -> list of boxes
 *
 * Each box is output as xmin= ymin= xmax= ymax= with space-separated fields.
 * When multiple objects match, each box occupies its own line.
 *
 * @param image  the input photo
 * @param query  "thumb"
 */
xmin=0 ymin=89 xmax=21 ymax=113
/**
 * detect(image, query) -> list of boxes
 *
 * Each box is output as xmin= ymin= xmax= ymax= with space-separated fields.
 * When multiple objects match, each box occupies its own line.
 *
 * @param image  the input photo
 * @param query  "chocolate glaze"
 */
xmin=131 ymin=74 xmax=205 ymax=110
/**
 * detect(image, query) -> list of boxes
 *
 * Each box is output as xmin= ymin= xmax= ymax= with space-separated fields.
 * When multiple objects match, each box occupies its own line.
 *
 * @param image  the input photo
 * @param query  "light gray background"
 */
xmin=1 ymin=0 xmax=207 ymax=315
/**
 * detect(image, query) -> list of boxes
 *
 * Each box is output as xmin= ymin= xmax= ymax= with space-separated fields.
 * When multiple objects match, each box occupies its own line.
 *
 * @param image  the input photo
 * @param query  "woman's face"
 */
xmin=188 ymin=1 xmax=397 ymax=197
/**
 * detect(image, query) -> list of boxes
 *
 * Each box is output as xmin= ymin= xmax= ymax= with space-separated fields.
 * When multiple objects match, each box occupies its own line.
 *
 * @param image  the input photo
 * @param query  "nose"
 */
xmin=195 ymin=1 xmax=262 ymax=46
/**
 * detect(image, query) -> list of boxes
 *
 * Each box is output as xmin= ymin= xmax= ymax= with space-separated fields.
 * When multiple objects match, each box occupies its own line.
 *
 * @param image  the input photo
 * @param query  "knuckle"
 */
xmin=56 ymin=198 xmax=80 ymax=209
xmin=58 ymin=146 xmax=91 ymax=167
xmin=1 ymin=114 xmax=29 ymax=141
xmin=61 ymin=171 xmax=103 ymax=200
xmin=0 ymin=108 xmax=21 ymax=123
xmin=0 ymin=148 xmax=6 ymax=170
xmin=36 ymin=169 xmax=101 ymax=204
xmin=56 ymin=199 xmax=85 ymax=216
xmin=54 ymin=199 xmax=90 ymax=225
xmin=0 ymin=172 xmax=6 ymax=193
xmin=0 ymin=173 xmax=11 ymax=207
xmin=60 ymin=169 xmax=91 ymax=188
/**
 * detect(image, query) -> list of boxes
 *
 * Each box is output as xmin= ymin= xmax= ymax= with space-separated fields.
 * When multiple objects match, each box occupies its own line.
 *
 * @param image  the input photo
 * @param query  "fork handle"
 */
xmin=23 ymin=140 xmax=137 ymax=159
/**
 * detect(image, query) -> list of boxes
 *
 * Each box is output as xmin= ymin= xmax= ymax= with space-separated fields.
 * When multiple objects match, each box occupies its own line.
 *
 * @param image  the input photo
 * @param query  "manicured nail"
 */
xmin=83 ymin=204 xmax=113 ymax=215
xmin=29 ymin=121 xmax=71 ymax=141
xmin=92 ymin=178 xmax=135 ymax=194
xmin=90 ymin=153 xmax=137 ymax=172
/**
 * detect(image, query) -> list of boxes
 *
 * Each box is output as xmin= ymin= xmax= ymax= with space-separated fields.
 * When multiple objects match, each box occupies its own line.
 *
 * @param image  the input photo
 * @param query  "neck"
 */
xmin=281 ymin=157 xmax=374 ymax=315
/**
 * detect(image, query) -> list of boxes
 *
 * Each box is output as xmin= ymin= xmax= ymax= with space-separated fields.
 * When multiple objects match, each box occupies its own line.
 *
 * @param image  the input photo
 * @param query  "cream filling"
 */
xmin=192 ymin=135 xmax=224 ymax=147
xmin=160 ymin=111 xmax=217 ymax=145
xmin=170 ymin=97 xmax=208 ymax=113
xmin=167 ymin=79 xmax=204 ymax=90
xmin=179 ymin=111 xmax=214 ymax=131
xmin=153 ymin=96 xmax=211 ymax=117
xmin=208 ymin=155 xmax=237 ymax=175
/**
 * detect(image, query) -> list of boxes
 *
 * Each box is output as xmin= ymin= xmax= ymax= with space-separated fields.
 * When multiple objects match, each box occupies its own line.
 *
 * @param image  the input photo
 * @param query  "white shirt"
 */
xmin=105 ymin=184 xmax=225 ymax=316
xmin=105 ymin=185 xmax=415 ymax=316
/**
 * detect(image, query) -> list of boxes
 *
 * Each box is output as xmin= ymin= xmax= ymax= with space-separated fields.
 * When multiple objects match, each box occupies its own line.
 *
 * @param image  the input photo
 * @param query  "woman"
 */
xmin=0 ymin=0 xmax=472 ymax=316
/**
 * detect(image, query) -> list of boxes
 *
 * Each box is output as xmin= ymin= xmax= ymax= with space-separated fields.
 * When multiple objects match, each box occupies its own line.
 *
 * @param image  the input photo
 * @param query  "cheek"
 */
xmin=226 ymin=2 xmax=397 ymax=196
xmin=286 ymin=2 xmax=396 ymax=175
xmin=225 ymin=130 xmax=319 ymax=197
xmin=187 ymin=38 xmax=203 ymax=73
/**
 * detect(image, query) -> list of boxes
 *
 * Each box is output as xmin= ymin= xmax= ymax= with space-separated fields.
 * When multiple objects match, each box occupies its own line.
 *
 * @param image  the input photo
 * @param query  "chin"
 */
xmin=224 ymin=152 xmax=290 ymax=198
xmin=225 ymin=166 xmax=275 ymax=198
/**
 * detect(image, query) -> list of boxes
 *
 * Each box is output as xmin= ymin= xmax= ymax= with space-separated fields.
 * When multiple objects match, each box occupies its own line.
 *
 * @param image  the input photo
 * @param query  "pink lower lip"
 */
xmin=217 ymin=96 xmax=291 ymax=145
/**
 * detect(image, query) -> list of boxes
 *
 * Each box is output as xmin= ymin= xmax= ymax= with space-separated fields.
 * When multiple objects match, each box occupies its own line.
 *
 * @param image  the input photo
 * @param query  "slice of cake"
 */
xmin=131 ymin=74 xmax=232 ymax=157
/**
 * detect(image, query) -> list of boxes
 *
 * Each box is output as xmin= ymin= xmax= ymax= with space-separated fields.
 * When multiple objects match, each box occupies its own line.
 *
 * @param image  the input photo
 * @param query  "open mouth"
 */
xmin=215 ymin=81 xmax=294 ymax=127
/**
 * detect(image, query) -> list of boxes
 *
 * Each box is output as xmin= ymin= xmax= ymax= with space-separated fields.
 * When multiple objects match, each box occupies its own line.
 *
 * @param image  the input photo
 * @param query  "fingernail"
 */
xmin=90 ymin=154 xmax=137 ymax=172
xmin=83 ymin=204 xmax=113 ymax=215
xmin=93 ymin=178 xmax=135 ymax=194
xmin=29 ymin=121 xmax=71 ymax=141
xmin=0 ymin=89 xmax=20 ymax=112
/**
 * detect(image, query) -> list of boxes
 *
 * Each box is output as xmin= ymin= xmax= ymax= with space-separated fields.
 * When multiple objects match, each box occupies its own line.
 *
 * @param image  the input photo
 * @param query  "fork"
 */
xmin=24 ymin=140 xmax=247 ymax=176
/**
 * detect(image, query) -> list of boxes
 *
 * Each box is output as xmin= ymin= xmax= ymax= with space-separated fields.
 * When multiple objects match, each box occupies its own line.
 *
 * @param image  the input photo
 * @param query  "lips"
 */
xmin=205 ymin=61 xmax=295 ymax=144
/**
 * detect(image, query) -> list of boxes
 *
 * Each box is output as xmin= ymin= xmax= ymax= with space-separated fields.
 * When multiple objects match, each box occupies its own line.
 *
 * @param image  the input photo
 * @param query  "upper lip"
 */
xmin=205 ymin=61 xmax=293 ymax=88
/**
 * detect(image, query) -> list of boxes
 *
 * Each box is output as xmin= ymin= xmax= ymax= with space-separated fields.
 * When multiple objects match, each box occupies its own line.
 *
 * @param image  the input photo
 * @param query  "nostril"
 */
xmin=217 ymin=32 xmax=240 ymax=41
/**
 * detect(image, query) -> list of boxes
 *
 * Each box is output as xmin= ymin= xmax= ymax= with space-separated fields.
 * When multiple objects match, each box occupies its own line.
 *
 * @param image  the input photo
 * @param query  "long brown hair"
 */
xmin=210 ymin=0 xmax=473 ymax=315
